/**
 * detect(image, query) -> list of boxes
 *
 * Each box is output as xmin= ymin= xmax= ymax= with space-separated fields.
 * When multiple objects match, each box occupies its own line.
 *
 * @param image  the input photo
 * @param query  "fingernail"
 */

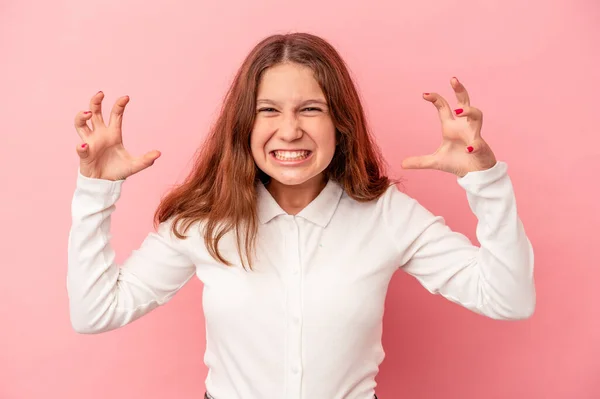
xmin=81 ymin=143 xmax=87 ymax=148
xmin=97 ymin=91 xmax=103 ymax=94
xmin=453 ymin=76 xmax=459 ymax=82
xmin=467 ymin=146 xmax=474 ymax=153
xmin=455 ymin=108 xmax=463 ymax=115
xmin=83 ymin=111 xmax=91 ymax=114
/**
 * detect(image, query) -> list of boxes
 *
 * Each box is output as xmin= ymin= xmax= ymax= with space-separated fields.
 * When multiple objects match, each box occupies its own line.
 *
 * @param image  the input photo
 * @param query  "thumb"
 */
xmin=131 ymin=150 xmax=161 ymax=174
xmin=76 ymin=143 xmax=90 ymax=159
xmin=401 ymin=154 xmax=436 ymax=170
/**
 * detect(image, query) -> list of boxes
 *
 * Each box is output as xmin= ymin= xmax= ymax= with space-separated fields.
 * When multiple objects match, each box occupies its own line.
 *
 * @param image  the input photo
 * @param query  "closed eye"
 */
xmin=257 ymin=107 xmax=278 ymax=113
xmin=302 ymin=107 xmax=323 ymax=112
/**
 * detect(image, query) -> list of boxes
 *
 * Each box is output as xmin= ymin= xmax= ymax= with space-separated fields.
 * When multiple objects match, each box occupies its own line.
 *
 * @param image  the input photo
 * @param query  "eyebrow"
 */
xmin=256 ymin=99 xmax=328 ymax=107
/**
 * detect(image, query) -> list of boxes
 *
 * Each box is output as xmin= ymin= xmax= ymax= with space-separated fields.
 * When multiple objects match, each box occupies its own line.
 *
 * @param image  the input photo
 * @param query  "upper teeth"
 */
xmin=274 ymin=151 xmax=309 ymax=159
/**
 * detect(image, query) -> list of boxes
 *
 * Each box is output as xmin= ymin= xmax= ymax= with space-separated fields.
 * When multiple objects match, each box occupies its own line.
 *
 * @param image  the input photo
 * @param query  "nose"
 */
xmin=276 ymin=113 xmax=303 ymax=142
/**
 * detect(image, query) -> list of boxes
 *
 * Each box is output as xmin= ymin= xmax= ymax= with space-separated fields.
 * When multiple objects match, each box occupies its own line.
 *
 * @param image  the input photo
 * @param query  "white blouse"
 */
xmin=67 ymin=160 xmax=535 ymax=399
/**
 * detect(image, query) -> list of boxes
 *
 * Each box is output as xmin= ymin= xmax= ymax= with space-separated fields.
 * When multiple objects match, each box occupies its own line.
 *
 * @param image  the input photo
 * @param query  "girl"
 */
xmin=68 ymin=32 xmax=535 ymax=399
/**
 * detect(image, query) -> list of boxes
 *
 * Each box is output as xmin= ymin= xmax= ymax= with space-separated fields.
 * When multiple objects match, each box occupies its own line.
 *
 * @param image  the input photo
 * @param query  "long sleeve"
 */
xmin=67 ymin=171 xmax=197 ymax=334
xmin=386 ymin=161 xmax=535 ymax=320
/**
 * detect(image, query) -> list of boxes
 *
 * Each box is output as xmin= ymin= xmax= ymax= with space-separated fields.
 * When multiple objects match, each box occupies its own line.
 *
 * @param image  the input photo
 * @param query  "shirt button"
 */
xmin=291 ymin=365 xmax=300 ymax=374
xmin=292 ymin=267 xmax=299 ymax=275
xmin=292 ymin=315 xmax=300 ymax=324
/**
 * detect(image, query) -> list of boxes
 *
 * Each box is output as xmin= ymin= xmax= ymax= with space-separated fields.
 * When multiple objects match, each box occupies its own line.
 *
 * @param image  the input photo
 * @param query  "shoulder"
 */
xmin=153 ymin=216 xmax=206 ymax=254
xmin=339 ymin=183 xmax=416 ymax=212
xmin=334 ymin=183 xmax=426 ymax=226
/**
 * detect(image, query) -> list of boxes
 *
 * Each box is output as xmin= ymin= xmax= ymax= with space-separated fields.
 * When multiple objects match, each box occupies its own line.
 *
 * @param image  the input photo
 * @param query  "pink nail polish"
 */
xmin=424 ymin=92 xmax=430 ymax=95
xmin=455 ymin=108 xmax=463 ymax=115
xmin=81 ymin=143 xmax=87 ymax=148
xmin=83 ymin=111 xmax=91 ymax=114
xmin=467 ymin=146 xmax=474 ymax=153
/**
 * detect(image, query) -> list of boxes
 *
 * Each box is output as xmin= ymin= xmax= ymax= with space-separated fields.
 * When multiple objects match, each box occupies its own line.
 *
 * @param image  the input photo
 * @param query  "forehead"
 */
xmin=256 ymin=63 xmax=325 ymax=102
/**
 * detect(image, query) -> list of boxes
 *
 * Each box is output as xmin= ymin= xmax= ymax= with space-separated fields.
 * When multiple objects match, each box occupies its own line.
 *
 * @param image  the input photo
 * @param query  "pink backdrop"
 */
xmin=1 ymin=0 xmax=598 ymax=398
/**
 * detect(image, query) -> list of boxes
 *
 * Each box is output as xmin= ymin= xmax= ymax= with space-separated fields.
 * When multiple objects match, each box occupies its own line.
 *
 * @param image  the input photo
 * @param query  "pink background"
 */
xmin=1 ymin=0 xmax=598 ymax=398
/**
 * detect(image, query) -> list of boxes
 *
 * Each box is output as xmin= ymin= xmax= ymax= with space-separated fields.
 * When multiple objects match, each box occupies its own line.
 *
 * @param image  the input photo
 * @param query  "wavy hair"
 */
xmin=154 ymin=32 xmax=391 ymax=269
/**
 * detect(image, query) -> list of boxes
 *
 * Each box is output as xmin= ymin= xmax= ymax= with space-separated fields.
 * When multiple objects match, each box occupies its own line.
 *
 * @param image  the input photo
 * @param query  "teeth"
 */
xmin=274 ymin=150 xmax=310 ymax=161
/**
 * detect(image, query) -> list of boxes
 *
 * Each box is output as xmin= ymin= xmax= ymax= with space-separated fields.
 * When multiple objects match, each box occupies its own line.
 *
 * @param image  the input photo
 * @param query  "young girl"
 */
xmin=68 ymin=32 xmax=535 ymax=399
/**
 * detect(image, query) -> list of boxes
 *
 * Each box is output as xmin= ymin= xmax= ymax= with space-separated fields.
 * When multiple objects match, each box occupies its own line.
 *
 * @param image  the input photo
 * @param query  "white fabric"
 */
xmin=67 ymin=161 xmax=535 ymax=399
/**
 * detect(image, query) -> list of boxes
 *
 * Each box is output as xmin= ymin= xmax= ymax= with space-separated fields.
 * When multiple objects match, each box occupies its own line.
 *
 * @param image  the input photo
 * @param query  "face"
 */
xmin=250 ymin=62 xmax=336 ymax=188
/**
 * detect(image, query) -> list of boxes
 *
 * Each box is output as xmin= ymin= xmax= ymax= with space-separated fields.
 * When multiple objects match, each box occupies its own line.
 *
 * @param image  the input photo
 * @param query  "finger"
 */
xmin=89 ymin=91 xmax=106 ymax=129
xmin=451 ymin=77 xmax=470 ymax=107
xmin=401 ymin=154 xmax=437 ymax=170
xmin=423 ymin=92 xmax=453 ymax=122
xmin=108 ymin=95 xmax=130 ymax=130
xmin=74 ymin=110 xmax=93 ymax=139
xmin=76 ymin=142 xmax=90 ymax=160
xmin=464 ymin=137 xmax=486 ymax=154
xmin=130 ymin=150 xmax=161 ymax=175
xmin=454 ymin=106 xmax=483 ymax=123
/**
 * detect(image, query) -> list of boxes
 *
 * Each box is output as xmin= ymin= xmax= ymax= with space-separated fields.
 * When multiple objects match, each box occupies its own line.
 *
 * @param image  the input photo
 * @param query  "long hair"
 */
xmin=154 ymin=32 xmax=391 ymax=270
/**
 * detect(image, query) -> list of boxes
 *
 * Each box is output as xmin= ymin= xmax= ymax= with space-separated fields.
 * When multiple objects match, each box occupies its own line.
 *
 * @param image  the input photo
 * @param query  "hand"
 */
xmin=401 ymin=77 xmax=497 ymax=178
xmin=74 ymin=92 xmax=161 ymax=181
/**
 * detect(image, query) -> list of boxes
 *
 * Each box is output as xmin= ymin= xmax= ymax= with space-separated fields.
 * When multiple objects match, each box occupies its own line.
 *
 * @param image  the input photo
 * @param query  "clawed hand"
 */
xmin=74 ymin=92 xmax=161 ymax=181
xmin=401 ymin=77 xmax=497 ymax=177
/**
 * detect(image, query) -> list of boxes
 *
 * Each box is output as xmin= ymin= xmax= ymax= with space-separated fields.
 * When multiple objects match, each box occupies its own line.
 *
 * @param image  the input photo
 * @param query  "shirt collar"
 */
xmin=257 ymin=179 xmax=344 ymax=228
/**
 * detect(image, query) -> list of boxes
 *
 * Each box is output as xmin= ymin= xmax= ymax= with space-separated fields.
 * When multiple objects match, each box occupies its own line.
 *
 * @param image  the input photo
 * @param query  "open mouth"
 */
xmin=270 ymin=150 xmax=312 ymax=162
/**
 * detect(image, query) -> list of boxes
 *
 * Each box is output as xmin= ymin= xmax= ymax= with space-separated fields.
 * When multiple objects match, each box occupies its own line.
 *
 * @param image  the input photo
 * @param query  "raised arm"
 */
xmin=67 ymin=92 xmax=196 ymax=333
xmin=67 ymin=173 xmax=196 ymax=333
xmin=392 ymin=77 xmax=535 ymax=319
xmin=387 ymin=162 xmax=535 ymax=320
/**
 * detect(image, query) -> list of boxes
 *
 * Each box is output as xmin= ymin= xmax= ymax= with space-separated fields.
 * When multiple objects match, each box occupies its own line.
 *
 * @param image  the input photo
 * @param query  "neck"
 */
xmin=266 ymin=174 xmax=327 ymax=215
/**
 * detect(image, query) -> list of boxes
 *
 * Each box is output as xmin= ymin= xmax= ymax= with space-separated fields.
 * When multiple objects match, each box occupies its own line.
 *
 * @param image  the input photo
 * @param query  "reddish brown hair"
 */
xmin=154 ymin=32 xmax=391 ymax=269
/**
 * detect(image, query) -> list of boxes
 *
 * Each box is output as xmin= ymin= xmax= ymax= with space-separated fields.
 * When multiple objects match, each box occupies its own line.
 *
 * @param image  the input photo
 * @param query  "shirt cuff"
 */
xmin=456 ymin=161 xmax=508 ymax=188
xmin=76 ymin=168 xmax=125 ymax=196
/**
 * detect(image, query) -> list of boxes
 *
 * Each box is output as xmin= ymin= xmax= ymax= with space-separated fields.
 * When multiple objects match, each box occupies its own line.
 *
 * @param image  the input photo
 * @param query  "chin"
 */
xmin=272 ymin=173 xmax=316 ymax=186
xmin=263 ymin=168 xmax=325 ymax=187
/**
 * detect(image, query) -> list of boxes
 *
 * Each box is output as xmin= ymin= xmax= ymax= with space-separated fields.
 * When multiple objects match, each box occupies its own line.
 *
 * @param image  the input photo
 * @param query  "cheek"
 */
xmin=310 ymin=120 xmax=336 ymax=156
xmin=250 ymin=124 xmax=269 ymax=158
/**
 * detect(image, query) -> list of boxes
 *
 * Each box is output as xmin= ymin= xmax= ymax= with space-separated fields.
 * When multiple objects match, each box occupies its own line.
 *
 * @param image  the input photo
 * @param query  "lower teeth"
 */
xmin=275 ymin=153 xmax=308 ymax=161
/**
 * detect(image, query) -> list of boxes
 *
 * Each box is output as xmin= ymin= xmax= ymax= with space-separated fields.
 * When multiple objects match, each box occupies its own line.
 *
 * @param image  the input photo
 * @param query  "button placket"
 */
xmin=285 ymin=217 xmax=303 ymax=399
